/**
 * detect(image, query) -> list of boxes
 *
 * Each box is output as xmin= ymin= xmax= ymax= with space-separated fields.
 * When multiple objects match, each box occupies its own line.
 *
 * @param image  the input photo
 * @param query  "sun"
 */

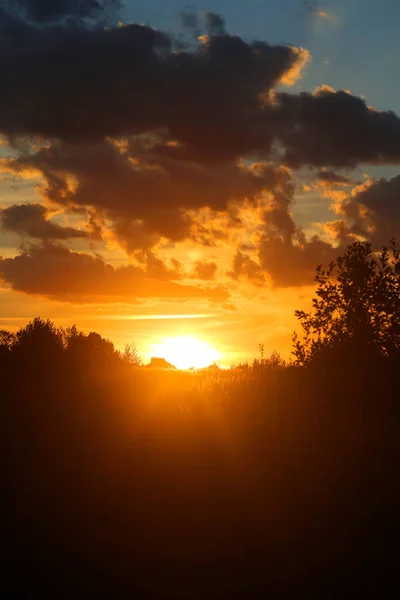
xmin=152 ymin=336 xmax=220 ymax=370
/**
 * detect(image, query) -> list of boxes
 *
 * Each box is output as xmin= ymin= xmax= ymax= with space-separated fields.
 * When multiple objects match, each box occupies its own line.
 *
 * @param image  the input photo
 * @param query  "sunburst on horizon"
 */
xmin=151 ymin=336 xmax=221 ymax=370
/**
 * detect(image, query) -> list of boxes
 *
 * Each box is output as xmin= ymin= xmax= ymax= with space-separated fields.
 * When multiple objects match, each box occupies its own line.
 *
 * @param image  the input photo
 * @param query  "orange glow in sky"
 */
xmin=151 ymin=336 xmax=220 ymax=369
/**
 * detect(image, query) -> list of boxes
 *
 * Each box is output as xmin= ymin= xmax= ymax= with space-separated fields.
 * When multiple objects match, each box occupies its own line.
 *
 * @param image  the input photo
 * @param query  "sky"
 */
xmin=1 ymin=0 xmax=400 ymax=366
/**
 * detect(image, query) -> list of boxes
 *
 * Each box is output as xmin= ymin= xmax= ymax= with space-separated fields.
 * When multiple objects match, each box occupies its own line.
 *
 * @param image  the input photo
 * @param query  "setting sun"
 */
xmin=152 ymin=336 xmax=220 ymax=370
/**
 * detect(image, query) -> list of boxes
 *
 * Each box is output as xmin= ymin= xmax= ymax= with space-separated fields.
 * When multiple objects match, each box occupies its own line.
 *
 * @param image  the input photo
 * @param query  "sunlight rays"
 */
xmin=152 ymin=336 xmax=220 ymax=370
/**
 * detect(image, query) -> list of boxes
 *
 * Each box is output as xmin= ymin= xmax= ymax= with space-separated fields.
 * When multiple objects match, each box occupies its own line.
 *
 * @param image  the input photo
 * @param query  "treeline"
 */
xmin=0 ymin=317 xmax=141 ymax=370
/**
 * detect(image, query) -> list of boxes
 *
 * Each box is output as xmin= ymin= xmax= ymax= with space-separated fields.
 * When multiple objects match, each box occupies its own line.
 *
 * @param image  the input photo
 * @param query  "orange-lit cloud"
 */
xmin=5 ymin=141 xmax=293 ymax=252
xmin=303 ymin=2 xmax=339 ymax=24
xmin=313 ymin=9 xmax=338 ymax=23
xmin=0 ymin=242 xmax=229 ymax=304
xmin=280 ymin=47 xmax=311 ymax=86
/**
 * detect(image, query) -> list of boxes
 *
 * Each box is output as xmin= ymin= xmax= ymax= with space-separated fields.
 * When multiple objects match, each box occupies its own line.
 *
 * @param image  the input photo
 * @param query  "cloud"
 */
xmin=323 ymin=219 xmax=356 ymax=245
xmin=313 ymin=9 xmax=338 ymax=23
xmin=179 ymin=10 xmax=200 ymax=33
xmin=279 ymin=46 xmax=311 ymax=86
xmin=10 ymin=0 xmax=109 ymax=23
xmin=227 ymin=251 xmax=266 ymax=286
xmin=274 ymin=86 xmax=400 ymax=168
xmin=227 ymin=162 xmax=340 ymax=287
xmin=0 ymin=8 xmax=399 ymax=173
xmin=315 ymin=170 xmax=352 ymax=187
xmin=332 ymin=175 xmax=400 ymax=247
xmin=191 ymin=261 xmax=218 ymax=280
xmin=5 ymin=0 xmax=123 ymax=30
xmin=312 ymin=169 xmax=353 ymax=202
xmin=143 ymin=250 xmax=184 ymax=281
xmin=5 ymin=139 xmax=294 ymax=251
xmin=303 ymin=2 xmax=338 ymax=23
xmin=253 ymin=195 xmax=339 ymax=287
xmin=0 ymin=203 xmax=88 ymax=240
xmin=0 ymin=242 xmax=229 ymax=303
xmin=258 ymin=232 xmax=338 ymax=287
xmin=257 ymin=163 xmax=340 ymax=285
xmin=2 ymin=6 xmax=400 ymax=298
xmin=204 ymin=12 xmax=226 ymax=37
xmin=0 ymin=9 xmax=305 ymax=163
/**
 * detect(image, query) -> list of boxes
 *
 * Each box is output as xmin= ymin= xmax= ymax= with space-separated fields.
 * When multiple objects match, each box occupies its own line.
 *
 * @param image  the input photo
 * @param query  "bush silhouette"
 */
xmin=120 ymin=343 xmax=142 ymax=366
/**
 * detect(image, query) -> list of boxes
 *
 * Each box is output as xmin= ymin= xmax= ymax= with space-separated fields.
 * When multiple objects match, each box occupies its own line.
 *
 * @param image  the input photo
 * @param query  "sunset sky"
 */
xmin=1 ymin=0 xmax=400 ymax=366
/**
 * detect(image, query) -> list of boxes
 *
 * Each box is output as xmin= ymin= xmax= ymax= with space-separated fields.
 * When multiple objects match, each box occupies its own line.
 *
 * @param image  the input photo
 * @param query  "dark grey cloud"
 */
xmin=258 ymin=232 xmax=338 ymax=287
xmin=0 ymin=203 xmax=88 ymax=240
xmin=180 ymin=11 xmax=199 ymax=31
xmin=0 ymin=242 xmax=229 ymax=303
xmin=179 ymin=9 xmax=200 ymax=39
xmin=5 ymin=0 xmax=120 ymax=24
xmin=0 ymin=9 xmax=301 ymax=164
xmin=0 ymin=18 xmax=170 ymax=142
xmin=12 ymin=0 xmax=99 ymax=22
xmin=316 ymin=170 xmax=352 ymax=186
xmin=1 ymin=8 xmax=400 ymax=171
xmin=204 ymin=12 xmax=226 ymax=37
xmin=274 ymin=87 xmax=400 ymax=168
xmin=229 ymin=234 xmax=339 ymax=288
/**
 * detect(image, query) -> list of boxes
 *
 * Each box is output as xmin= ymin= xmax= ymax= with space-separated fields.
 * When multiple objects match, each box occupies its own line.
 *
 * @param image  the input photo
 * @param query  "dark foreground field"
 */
xmin=4 ymin=358 xmax=400 ymax=599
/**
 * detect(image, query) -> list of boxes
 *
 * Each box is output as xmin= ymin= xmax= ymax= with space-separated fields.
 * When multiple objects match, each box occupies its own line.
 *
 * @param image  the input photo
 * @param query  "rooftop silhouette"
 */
xmin=146 ymin=356 xmax=176 ymax=369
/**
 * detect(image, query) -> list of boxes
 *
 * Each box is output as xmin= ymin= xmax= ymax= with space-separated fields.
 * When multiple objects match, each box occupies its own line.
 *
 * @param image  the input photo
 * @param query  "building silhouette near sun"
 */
xmin=146 ymin=357 xmax=176 ymax=369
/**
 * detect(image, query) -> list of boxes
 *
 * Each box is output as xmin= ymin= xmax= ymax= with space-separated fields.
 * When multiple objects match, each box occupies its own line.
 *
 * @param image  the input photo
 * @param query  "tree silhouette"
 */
xmin=65 ymin=326 xmax=124 ymax=369
xmin=293 ymin=240 xmax=400 ymax=365
xmin=0 ymin=329 xmax=15 ymax=359
xmin=0 ymin=318 xmax=143 ymax=372
xmin=12 ymin=317 xmax=64 ymax=364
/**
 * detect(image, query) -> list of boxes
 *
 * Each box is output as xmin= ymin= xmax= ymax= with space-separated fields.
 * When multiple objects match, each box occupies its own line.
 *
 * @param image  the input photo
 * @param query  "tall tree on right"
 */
xmin=293 ymin=240 xmax=400 ymax=365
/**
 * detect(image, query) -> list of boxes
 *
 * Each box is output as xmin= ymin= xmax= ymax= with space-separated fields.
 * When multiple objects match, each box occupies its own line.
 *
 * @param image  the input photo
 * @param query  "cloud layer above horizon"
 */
xmin=1 ymin=1 xmax=400 ymax=314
